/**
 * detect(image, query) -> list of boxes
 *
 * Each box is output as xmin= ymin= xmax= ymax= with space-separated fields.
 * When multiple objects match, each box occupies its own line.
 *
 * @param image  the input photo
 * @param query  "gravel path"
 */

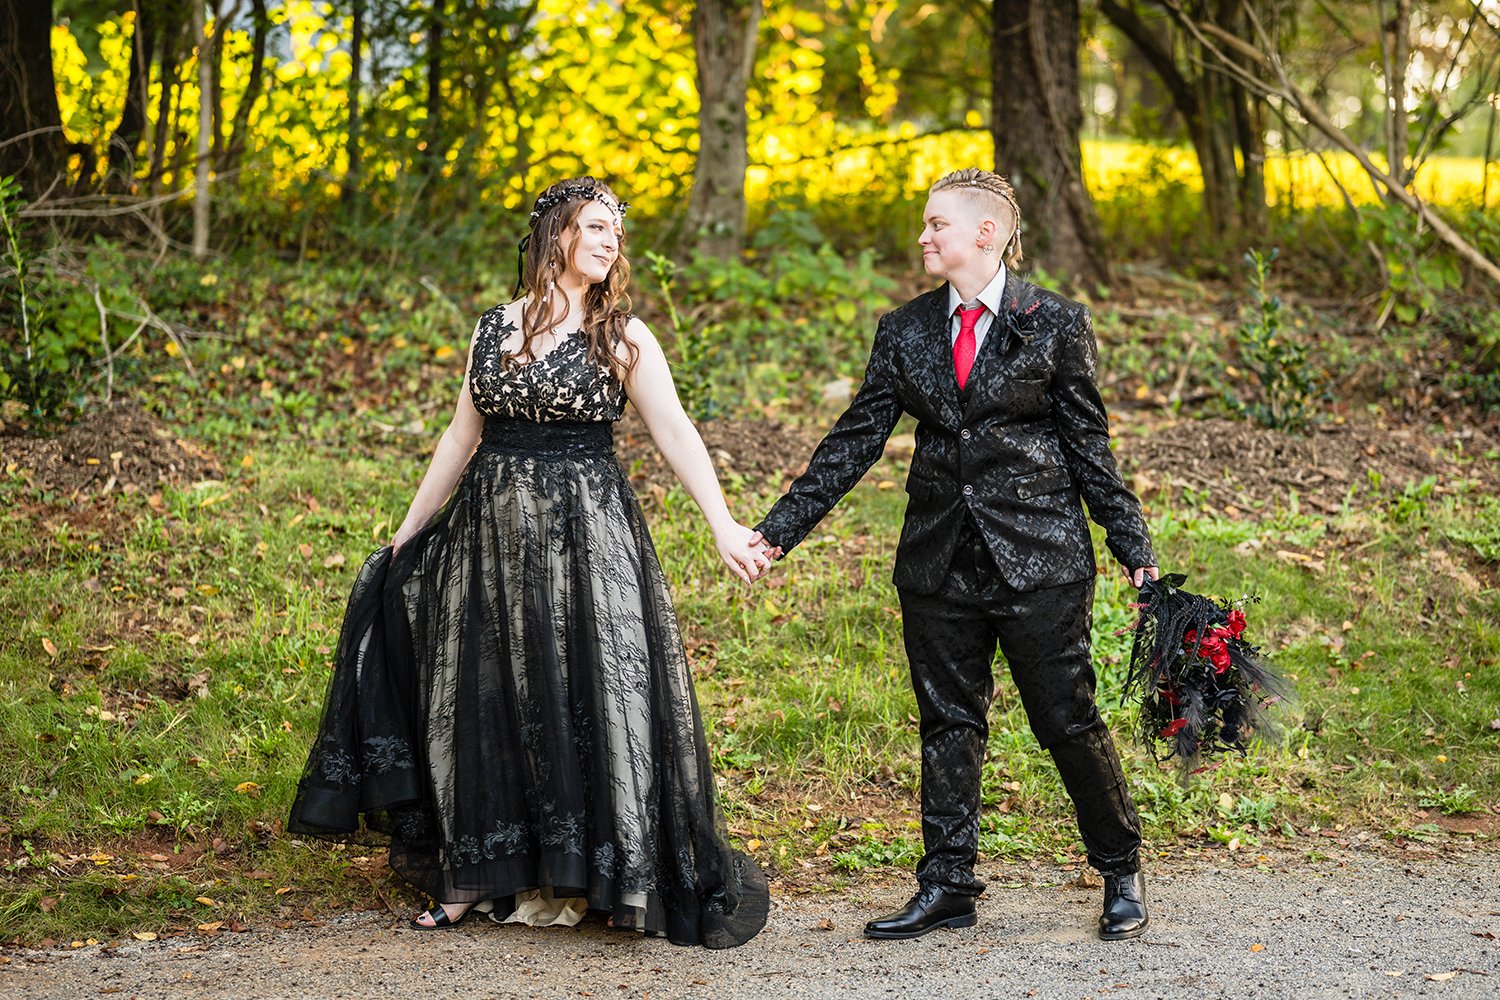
xmin=5 ymin=844 xmax=1496 ymax=1000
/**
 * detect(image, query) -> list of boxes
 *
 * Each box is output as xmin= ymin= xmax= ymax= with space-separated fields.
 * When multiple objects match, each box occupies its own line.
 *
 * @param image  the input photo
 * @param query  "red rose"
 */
xmin=1197 ymin=635 xmax=1232 ymax=673
xmin=1210 ymin=645 xmax=1231 ymax=673
xmin=1226 ymin=609 xmax=1247 ymax=638
xmin=1159 ymin=718 xmax=1188 ymax=738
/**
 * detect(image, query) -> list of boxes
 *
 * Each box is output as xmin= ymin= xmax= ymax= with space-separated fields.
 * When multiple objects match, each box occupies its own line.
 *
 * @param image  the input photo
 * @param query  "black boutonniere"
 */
xmin=999 ymin=295 xmax=1044 ymax=352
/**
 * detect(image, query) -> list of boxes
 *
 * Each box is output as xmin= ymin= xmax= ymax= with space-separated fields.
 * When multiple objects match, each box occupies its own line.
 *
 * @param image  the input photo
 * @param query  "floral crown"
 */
xmin=528 ymin=185 xmax=629 ymax=227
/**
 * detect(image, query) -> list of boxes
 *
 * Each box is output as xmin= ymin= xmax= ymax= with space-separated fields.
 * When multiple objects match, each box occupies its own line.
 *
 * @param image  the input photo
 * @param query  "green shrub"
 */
xmin=1232 ymin=247 xmax=1321 ymax=431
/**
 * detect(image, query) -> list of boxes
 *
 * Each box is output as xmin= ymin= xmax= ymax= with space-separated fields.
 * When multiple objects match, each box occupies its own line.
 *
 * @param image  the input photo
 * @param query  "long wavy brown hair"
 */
xmin=511 ymin=176 xmax=638 ymax=382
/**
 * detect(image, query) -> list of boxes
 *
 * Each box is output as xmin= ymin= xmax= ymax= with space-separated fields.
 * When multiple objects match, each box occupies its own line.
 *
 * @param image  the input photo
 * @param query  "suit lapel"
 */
xmin=917 ymin=284 xmax=962 ymax=423
xmin=961 ymin=271 xmax=1032 ymax=413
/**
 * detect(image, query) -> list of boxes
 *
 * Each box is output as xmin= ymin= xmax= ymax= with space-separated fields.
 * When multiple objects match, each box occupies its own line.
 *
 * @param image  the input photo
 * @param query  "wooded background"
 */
xmin=4 ymin=0 xmax=1497 ymax=290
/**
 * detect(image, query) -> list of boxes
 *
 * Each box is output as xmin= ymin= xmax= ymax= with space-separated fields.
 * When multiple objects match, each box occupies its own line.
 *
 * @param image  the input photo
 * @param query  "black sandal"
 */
xmin=409 ymin=904 xmax=475 ymax=930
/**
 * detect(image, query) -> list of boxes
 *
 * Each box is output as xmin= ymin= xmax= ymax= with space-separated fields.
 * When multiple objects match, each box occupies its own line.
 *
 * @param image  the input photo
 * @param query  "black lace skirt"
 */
xmin=288 ymin=419 xmax=768 ymax=949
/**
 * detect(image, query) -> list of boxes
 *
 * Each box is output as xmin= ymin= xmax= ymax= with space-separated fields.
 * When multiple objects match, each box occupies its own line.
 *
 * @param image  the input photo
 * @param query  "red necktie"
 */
xmin=953 ymin=305 xmax=984 ymax=389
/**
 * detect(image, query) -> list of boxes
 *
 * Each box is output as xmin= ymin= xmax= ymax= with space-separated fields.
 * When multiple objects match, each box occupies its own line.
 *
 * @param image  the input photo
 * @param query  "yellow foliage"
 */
xmin=48 ymin=6 xmax=1493 ymax=223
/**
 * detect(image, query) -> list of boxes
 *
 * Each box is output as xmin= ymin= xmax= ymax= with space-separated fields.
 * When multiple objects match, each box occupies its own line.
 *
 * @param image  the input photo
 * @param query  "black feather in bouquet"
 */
xmin=1122 ymin=573 xmax=1289 ymax=775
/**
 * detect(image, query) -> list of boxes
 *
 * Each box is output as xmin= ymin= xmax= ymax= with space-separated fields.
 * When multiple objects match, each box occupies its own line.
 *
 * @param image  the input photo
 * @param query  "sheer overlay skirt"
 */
xmin=289 ymin=423 xmax=768 ymax=948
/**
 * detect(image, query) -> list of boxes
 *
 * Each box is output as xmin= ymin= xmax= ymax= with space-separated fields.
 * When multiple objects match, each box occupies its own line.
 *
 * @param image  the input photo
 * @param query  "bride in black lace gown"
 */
xmin=288 ymin=178 xmax=771 ymax=948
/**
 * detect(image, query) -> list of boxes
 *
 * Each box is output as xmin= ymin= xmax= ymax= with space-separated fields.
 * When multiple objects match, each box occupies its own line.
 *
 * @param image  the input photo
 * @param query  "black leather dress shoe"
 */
xmin=864 ymin=883 xmax=977 ymax=940
xmin=1098 ymin=871 xmax=1148 ymax=940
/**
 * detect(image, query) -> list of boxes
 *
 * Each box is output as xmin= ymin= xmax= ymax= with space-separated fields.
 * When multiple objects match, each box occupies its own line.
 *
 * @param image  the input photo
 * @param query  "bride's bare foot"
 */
xmin=411 ymin=901 xmax=474 ymax=929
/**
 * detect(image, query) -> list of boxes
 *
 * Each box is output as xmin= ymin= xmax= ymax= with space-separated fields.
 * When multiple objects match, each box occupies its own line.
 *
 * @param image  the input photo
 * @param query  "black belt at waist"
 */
xmin=477 ymin=418 xmax=615 ymax=457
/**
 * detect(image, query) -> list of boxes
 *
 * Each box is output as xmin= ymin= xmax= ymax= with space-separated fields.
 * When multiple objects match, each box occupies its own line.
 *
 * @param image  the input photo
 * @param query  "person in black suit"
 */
xmin=751 ymin=168 xmax=1158 ymax=941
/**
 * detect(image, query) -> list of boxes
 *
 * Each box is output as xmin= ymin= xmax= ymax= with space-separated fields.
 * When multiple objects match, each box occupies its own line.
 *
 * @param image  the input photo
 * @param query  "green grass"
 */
xmin=4 ymin=303 xmax=1499 ymax=943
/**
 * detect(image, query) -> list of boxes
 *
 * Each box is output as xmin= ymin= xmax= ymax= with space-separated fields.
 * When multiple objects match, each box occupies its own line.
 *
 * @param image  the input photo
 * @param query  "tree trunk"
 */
xmin=193 ymin=0 xmax=212 ymax=255
xmin=688 ymin=0 xmax=761 ymax=259
xmin=108 ymin=1 xmax=156 ymax=186
xmin=147 ymin=18 xmax=181 ymax=196
xmin=1230 ymin=63 xmax=1267 ymax=233
xmin=210 ymin=0 xmax=239 ymax=164
xmin=1383 ymin=0 xmax=1411 ymax=190
xmin=341 ymin=0 xmax=365 ymax=208
xmin=222 ymin=0 xmax=268 ymax=175
xmin=992 ymin=0 xmax=1110 ymax=289
xmin=0 ymin=0 xmax=67 ymax=199
xmin=1216 ymin=0 xmax=1265 ymax=236
xmin=422 ymin=0 xmax=447 ymax=181
xmin=1191 ymin=67 xmax=1238 ymax=238
xmin=1098 ymin=0 xmax=1267 ymax=243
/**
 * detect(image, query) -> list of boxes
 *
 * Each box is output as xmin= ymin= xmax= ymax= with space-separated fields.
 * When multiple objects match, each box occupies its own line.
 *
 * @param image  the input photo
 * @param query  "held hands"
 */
xmin=746 ymin=530 xmax=782 ymax=562
xmin=714 ymin=522 xmax=776 ymax=584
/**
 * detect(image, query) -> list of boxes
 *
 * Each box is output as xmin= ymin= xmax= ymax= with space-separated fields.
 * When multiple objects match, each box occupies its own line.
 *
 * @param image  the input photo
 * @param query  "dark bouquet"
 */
xmin=1122 ymin=574 xmax=1289 ymax=775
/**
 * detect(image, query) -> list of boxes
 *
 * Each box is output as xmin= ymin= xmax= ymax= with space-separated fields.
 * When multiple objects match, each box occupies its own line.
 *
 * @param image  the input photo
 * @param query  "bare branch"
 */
xmin=92 ymin=283 xmax=114 ymax=404
xmin=1158 ymin=0 xmax=1500 ymax=288
xmin=17 ymin=186 xmax=197 ymax=219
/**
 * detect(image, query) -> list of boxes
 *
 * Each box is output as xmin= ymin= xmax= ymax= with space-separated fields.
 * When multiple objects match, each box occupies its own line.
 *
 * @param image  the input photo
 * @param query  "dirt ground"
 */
xmin=1112 ymin=413 xmax=1500 ymax=516
xmin=3 ymin=842 xmax=1495 ymax=1000
xmin=8 ymin=392 xmax=1496 ymax=518
xmin=0 ymin=398 xmax=223 ymax=498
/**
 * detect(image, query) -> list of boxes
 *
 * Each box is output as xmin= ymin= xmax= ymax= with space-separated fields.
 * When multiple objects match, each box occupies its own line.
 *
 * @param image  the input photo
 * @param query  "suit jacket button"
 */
xmin=962 ymin=484 xmax=974 ymax=496
xmin=960 ymin=429 xmax=972 ymax=441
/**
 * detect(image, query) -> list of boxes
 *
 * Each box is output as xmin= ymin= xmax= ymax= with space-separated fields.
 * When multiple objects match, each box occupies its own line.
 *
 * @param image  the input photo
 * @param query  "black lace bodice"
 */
xmin=468 ymin=306 xmax=626 ymax=423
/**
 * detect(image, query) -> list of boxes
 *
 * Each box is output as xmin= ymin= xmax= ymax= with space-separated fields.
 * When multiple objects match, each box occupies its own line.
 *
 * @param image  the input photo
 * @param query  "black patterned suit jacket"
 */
xmin=756 ymin=272 xmax=1154 ymax=596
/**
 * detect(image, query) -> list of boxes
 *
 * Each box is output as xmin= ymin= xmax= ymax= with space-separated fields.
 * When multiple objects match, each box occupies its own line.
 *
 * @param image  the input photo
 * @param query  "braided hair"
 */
xmin=929 ymin=168 xmax=1024 ymax=268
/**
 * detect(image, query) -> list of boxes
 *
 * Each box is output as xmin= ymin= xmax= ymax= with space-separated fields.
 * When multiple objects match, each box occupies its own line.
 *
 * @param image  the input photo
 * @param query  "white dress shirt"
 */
xmin=945 ymin=263 xmax=1008 ymax=355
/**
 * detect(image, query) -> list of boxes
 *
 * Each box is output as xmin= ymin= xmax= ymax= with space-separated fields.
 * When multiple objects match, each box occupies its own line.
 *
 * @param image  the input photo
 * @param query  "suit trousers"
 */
xmin=897 ymin=523 xmax=1141 ymax=893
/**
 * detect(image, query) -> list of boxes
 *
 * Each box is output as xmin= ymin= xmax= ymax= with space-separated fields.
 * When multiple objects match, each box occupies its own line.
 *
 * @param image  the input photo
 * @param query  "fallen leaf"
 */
xmin=322 ymin=552 xmax=346 ymax=569
xmin=1250 ymin=943 xmax=1265 ymax=952
xmin=1425 ymin=972 xmax=1457 ymax=982
xmin=195 ymin=896 xmax=216 ymax=906
xmin=197 ymin=921 xmax=223 ymax=933
xmin=41 ymin=637 xmax=58 ymax=658
xmin=745 ymin=839 xmax=762 ymax=852
xmin=131 ymin=931 xmax=157 ymax=942
xmin=39 ymin=896 xmax=57 ymax=913
xmin=234 ymin=782 xmax=262 ymax=798
xmin=816 ymin=918 xmax=835 ymax=931
xmin=297 ymin=543 xmax=314 ymax=560
xmin=244 ymin=870 xmax=273 ymax=880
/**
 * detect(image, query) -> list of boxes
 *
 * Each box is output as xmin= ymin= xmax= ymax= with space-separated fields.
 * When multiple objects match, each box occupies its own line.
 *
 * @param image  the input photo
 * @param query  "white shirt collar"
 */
xmin=947 ymin=263 xmax=1008 ymax=318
